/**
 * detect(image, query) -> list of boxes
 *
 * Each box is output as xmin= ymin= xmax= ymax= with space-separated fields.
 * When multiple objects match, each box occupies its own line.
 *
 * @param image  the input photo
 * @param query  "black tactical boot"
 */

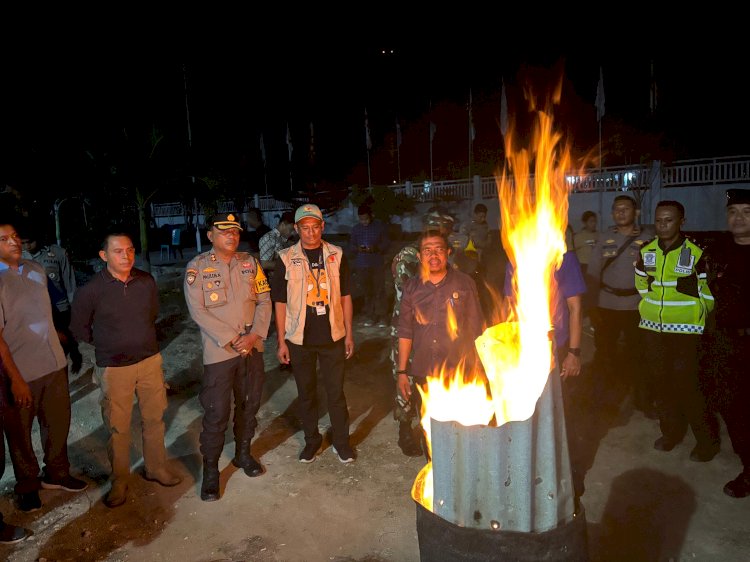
xmin=232 ymin=441 xmax=264 ymax=477
xmin=200 ymin=459 xmax=220 ymax=501
xmin=398 ymin=422 xmax=423 ymax=457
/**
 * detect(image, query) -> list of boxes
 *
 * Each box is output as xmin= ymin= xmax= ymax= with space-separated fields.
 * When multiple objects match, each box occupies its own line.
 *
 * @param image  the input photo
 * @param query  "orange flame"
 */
xmin=412 ymin=86 xmax=574 ymax=511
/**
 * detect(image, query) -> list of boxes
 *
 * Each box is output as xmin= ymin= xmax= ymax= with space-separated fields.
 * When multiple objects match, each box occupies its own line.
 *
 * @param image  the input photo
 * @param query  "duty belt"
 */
xmin=601 ymin=284 xmax=639 ymax=297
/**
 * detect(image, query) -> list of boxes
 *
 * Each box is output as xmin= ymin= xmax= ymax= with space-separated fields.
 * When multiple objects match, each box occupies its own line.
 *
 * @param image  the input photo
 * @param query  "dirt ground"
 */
xmin=2 ymin=251 xmax=750 ymax=562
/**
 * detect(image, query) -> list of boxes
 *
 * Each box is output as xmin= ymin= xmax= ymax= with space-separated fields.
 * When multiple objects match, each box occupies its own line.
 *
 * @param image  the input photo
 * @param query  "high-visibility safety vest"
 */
xmin=635 ymin=236 xmax=714 ymax=334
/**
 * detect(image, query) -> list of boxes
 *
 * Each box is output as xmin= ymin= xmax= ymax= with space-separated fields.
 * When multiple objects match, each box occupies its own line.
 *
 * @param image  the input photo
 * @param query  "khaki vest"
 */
xmin=279 ymin=241 xmax=345 ymax=345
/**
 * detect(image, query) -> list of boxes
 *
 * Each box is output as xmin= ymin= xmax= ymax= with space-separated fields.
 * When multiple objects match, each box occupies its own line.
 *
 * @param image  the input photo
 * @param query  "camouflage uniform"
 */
xmin=390 ymin=208 xmax=456 ymax=425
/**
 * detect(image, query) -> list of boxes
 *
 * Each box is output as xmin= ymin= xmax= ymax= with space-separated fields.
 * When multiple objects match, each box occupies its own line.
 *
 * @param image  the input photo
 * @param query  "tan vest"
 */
xmin=279 ymin=240 xmax=345 ymax=345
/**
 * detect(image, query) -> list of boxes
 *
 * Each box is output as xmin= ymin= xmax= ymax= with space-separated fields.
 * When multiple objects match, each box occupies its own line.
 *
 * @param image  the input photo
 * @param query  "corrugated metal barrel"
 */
xmin=414 ymin=368 xmax=588 ymax=561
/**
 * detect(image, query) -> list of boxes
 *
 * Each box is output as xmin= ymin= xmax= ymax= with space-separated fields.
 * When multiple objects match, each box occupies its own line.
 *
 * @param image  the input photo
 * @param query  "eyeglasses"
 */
xmin=421 ymin=247 xmax=448 ymax=257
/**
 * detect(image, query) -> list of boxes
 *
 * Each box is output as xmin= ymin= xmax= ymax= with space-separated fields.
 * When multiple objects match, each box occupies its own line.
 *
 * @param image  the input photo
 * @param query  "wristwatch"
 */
xmin=567 ymin=347 xmax=581 ymax=357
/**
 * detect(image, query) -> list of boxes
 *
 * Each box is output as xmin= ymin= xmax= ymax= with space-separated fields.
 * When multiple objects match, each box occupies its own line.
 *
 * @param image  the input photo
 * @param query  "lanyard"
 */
xmin=310 ymin=252 xmax=324 ymax=298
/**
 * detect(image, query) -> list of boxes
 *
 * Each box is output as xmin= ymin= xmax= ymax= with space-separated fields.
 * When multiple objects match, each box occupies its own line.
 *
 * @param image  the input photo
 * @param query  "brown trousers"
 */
xmin=94 ymin=353 xmax=169 ymax=480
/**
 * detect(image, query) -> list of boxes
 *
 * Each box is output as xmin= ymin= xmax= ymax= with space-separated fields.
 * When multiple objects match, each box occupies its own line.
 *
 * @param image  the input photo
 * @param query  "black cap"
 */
xmin=727 ymin=189 xmax=750 ymax=207
xmin=210 ymin=212 xmax=243 ymax=230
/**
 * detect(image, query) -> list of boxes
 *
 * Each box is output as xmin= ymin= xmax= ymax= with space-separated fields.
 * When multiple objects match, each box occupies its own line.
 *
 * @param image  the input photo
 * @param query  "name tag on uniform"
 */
xmin=315 ymin=303 xmax=326 ymax=316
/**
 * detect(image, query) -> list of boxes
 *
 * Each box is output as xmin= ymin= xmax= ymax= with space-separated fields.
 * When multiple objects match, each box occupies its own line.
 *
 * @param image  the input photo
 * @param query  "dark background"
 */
xmin=3 ymin=25 xmax=747 ymax=203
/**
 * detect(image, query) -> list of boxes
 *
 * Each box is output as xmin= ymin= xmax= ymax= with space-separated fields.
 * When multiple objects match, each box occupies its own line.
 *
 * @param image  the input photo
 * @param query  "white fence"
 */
xmin=151 ymin=156 xmax=750 ymax=234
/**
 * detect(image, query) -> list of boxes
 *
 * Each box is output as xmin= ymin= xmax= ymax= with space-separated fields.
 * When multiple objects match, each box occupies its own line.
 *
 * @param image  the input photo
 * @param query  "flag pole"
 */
xmin=365 ymin=108 xmax=372 ymax=188
xmin=468 ymin=89 xmax=474 ymax=182
xmin=286 ymin=122 xmax=294 ymax=192
xmin=429 ymin=101 xmax=434 ymax=184
xmin=260 ymin=133 xmax=268 ymax=196
xmin=396 ymin=119 xmax=402 ymax=184
xmin=595 ymin=67 xmax=606 ymax=226
xmin=367 ymin=150 xmax=372 ymax=188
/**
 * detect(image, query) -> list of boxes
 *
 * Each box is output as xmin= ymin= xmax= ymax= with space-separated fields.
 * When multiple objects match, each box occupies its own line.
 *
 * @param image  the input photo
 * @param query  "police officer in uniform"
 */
xmin=587 ymin=195 xmax=655 ymax=416
xmin=20 ymin=229 xmax=83 ymax=373
xmin=703 ymin=188 xmax=750 ymax=497
xmin=184 ymin=213 xmax=272 ymax=501
xmin=635 ymin=200 xmax=719 ymax=461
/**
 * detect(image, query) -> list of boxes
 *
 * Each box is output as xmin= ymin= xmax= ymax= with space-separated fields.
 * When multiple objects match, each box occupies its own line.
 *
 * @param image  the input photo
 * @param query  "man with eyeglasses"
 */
xmin=184 ymin=213 xmax=272 ymax=501
xmin=396 ymin=229 xmax=484 ymax=458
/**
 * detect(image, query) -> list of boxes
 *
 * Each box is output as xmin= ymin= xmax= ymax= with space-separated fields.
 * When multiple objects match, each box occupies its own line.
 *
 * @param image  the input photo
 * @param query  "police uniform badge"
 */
xmin=186 ymin=268 xmax=197 ymax=285
xmin=255 ymin=263 xmax=270 ymax=294
xmin=209 ymin=292 xmax=219 ymax=302
xmin=643 ymin=252 xmax=657 ymax=268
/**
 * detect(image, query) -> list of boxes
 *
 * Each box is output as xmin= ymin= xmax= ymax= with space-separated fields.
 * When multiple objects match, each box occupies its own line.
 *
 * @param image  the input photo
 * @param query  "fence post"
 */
xmin=472 ymin=175 xmax=482 ymax=206
xmin=643 ymin=160 xmax=663 ymax=222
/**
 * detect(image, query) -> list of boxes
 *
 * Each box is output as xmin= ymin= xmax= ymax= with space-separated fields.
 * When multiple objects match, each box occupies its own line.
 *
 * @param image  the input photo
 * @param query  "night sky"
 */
xmin=3 ymin=32 xmax=747 ymax=201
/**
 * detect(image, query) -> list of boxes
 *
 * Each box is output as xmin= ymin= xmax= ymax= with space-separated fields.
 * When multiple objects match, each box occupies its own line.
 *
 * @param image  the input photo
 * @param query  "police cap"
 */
xmin=210 ymin=213 xmax=243 ymax=230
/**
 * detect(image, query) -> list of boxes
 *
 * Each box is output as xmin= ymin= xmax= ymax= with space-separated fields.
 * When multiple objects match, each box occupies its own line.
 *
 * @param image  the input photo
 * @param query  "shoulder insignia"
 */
xmin=255 ymin=264 xmax=270 ymax=293
xmin=210 ymin=253 xmax=217 ymax=262
xmin=186 ymin=268 xmax=197 ymax=285
xmin=242 ymin=262 xmax=252 ymax=268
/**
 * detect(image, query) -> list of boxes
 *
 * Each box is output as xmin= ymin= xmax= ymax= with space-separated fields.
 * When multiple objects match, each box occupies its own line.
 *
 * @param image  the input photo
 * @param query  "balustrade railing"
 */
xmin=151 ymin=156 xmax=750 ymax=219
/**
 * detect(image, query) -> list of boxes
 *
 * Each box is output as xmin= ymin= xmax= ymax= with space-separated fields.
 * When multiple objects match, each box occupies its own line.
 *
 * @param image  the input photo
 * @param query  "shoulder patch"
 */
xmin=255 ymin=263 xmax=270 ymax=294
xmin=186 ymin=268 xmax=198 ymax=285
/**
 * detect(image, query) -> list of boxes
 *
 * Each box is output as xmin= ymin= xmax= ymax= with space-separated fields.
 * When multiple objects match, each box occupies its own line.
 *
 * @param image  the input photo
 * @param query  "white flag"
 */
xmin=286 ymin=122 xmax=293 ymax=162
xmin=429 ymin=120 xmax=436 ymax=143
xmin=595 ymin=67 xmax=605 ymax=122
xmin=365 ymin=108 xmax=372 ymax=150
xmin=259 ymin=133 xmax=266 ymax=164
xmin=500 ymin=80 xmax=508 ymax=137
xmin=468 ymin=89 xmax=476 ymax=142
xmin=396 ymin=119 xmax=402 ymax=147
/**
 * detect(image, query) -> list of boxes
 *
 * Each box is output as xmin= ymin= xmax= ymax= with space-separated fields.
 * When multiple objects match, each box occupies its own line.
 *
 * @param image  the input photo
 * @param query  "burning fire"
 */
xmin=413 ymin=87 xmax=573 ymax=512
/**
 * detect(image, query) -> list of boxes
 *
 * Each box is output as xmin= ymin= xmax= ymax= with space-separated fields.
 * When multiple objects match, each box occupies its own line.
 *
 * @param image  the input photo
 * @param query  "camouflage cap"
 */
xmin=422 ymin=207 xmax=455 ymax=228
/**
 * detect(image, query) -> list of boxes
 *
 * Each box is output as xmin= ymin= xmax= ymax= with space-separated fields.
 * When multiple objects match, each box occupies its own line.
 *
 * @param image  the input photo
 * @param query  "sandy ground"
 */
xmin=2 ymin=257 xmax=750 ymax=562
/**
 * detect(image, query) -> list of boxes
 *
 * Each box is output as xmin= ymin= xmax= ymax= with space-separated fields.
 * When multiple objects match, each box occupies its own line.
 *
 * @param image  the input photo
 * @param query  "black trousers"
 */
xmin=288 ymin=338 xmax=350 ymax=449
xmin=199 ymin=351 xmax=265 ymax=461
xmin=3 ymin=368 xmax=72 ymax=494
xmin=593 ymin=308 xmax=652 ymax=408
xmin=643 ymin=332 xmax=719 ymax=447
xmin=700 ymin=329 xmax=750 ymax=467
xmin=355 ymin=265 xmax=386 ymax=322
